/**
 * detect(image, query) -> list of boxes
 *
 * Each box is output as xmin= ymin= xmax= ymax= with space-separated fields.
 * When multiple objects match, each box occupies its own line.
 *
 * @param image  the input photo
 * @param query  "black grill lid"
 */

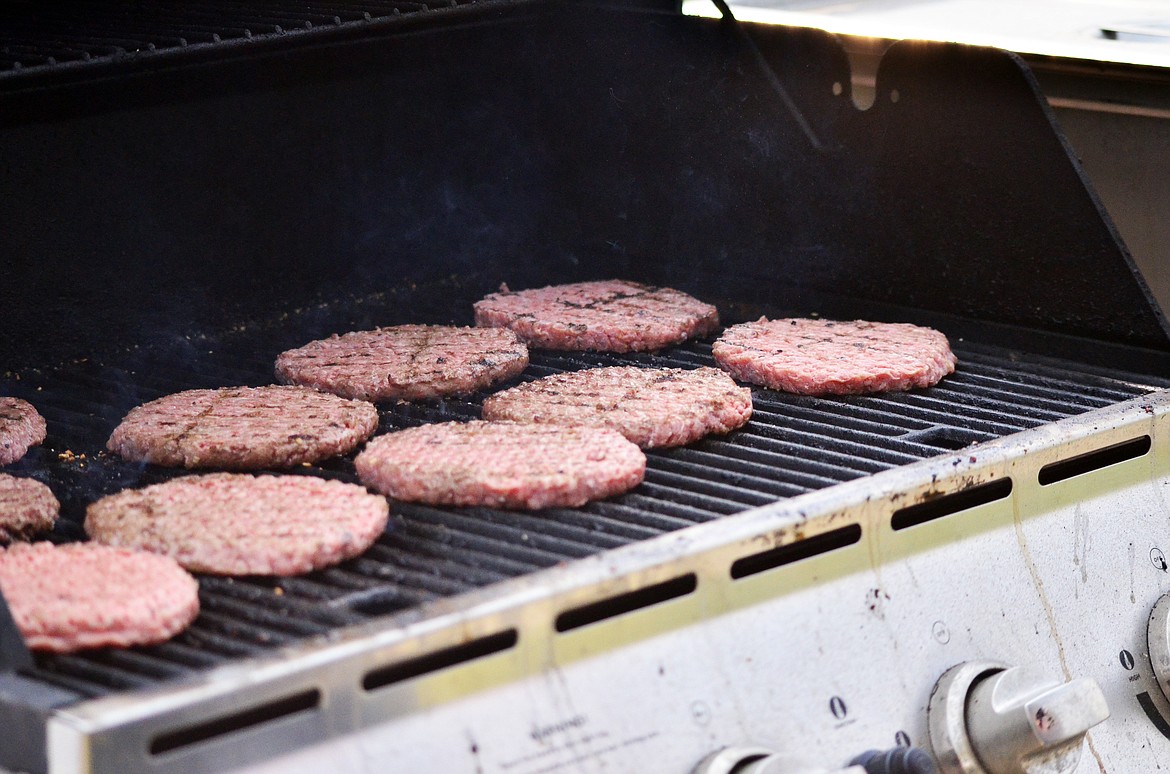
xmin=1 ymin=2 xmax=1167 ymax=374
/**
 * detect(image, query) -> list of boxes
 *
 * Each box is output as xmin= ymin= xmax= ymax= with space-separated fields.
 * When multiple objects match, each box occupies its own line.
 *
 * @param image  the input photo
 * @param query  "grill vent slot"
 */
xmin=555 ymin=574 xmax=698 ymax=632
xmin=362 ymin=629 xmax=518 ymax=692
xmin=149 ymin=688 xmax=320 ymax=755
xmin=891 ymin=479 xmax=1013 ymax=531
xmin=1037 ymin=435 xmax=1152 ymax=485
xmin=730 ymin=524 xmax=862 ymax=579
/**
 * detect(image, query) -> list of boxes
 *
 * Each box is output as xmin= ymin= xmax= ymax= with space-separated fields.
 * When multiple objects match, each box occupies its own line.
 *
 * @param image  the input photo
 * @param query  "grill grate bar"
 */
xmin=735 ymin=421 xmax=923 ymax=467
xmin=543 ymin=505 xmax=667 ymax=541
xmin=666 ymin=446 xmax=841 ymax=494
xmin=647 ymin=456 xmax=811 ymax=500
xmin=340 ymin=556 xmax=471 ymax=597
xmin=196 ymin=594 xmax=336 ymax=640
xmin=751 ymin=394 xmax=1022 ymax=440
xmin=36 ymin=653 xmax=167 ymax=692
xmin=393 ymin=515 xmax=553 ymax=575
xmin=403 ymin=507 xmax=603 ymax=561
xmin=172 ymin=618 xmax=278 ymax=659
xmin=359 ymin=542 xmax=508 ymax=588
xmin=72 ymin=648 xmax=198 ymax=683
xmin=704 ymin=434 xmax=891 ymax=477
xmin=634 ymin=479 xmax=753 ymax=514
xmin=938 ymin=370 xmax=1124 ymax=409
xmin=869 ymin=385 xmax=1071 ymax=424
xmin=615 ymin=492 xmax=726 ymax=523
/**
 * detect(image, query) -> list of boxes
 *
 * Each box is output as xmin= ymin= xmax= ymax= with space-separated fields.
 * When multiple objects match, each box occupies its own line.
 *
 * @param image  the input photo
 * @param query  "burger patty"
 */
xmin=482 ymin=366 xmax=753 ymax=448
xmin=86 ymin=473 xmax=390 ymax=576
xmin=713 ymin=318 xmax=957 ymax=395
xmin=0 ymin=474 xmax=58 ymax=544
xmin=107 ymin=385 xmax=379 ymax=469
xmin=473 ymin=279 xmax=720 ymax=352
xmin=275 ymin=324 xmax=529 ymax=402
xmin=354 ymin=421 xmax=646 ymax=510
xmin=0 ymin=397 xmax=46 ymax=466
xmin=0 ymin=541 xmax=199 ymax=653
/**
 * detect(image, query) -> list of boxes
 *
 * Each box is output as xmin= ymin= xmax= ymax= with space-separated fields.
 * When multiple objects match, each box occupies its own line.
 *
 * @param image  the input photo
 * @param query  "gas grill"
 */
xmin=3 ymin=2 xmax=1170 ymax=773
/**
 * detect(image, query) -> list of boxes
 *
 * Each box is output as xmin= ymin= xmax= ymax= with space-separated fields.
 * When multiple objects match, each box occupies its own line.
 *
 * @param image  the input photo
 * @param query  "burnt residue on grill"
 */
xmin=1 ymin=288 xmax=1165 ymax=701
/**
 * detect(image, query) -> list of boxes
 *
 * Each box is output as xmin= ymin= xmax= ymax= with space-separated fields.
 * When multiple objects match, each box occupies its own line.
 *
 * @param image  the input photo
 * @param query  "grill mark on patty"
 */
xmin=713 ymin=318 xmax=956 ymax=396
xmin=108 ymin=386 xmax=378 ymax=469
xmin=482 ymin=366 xmax=753 ymax=448
xmin=275 ymin=325 xmax=528 ymax=401
xmin=474 ymin=280 xmax=719 ymax=353
xmin=86 ymin=473 xmax=390 ymax=576
xmin=0 ymin=398 xmax=47 ymax=466
xmin=0 ymin=474 xmax=59 ymax=544
xmin=355 ymin=421 xmax=646 ymax=510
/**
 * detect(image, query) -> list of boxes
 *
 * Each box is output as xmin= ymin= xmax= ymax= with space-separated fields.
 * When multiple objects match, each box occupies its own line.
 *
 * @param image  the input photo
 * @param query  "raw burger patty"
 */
xmin=0 ymin=397 xmax=46 ymax=466
xmin=86 ymin=473 xmax=390 ymax=576
xmin=482 ymin=366 xmax=752 ymax=448
xmin=0 ymin=541 xmax=199 ymax=653
xmin=107 ymin=385 xmax=379 ymax=470
xmin=713 ymin=318 xmax=957 ymax=395
xmin=473 ymin=279 xmax=720 ymax=352
xmin=0 ymin=474 xmax=59 ymax=544
xmin=354 ymin=421 xmax=645 ymax=510
xmin=275 ymin=324 xmax=529 ymax=401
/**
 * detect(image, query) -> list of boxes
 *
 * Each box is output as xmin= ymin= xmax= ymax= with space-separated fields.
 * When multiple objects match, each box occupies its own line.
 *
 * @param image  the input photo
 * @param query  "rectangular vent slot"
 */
xmin=362 ymin=629 xmax=518 ymax=692
xmin=891 ymin=478 xmax=1013 ymax=531
xmin=730 ymin=524 xmax=862 ymax=580
xmin=555 ymin=574 xmax=698 ymax=633
xmin=1038 ymin=435 xmax=1152 ymax=486
xmin=150 ymin=689 xmax=320 ymax=756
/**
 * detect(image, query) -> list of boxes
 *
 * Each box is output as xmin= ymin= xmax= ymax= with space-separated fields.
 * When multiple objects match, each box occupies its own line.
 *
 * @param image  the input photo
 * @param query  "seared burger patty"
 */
xmin=474 ymin=279 xmax=719 ymax=352
xmin=355 ymin=421 xmax=645 ymax=510
xmin=275 ymin=324 xmax=529 ymax=402
xmin=713 ymin=318 xmax=957 ymax=395
xmin=0 ymin=397 xmax=46 ymax=466
xmin=482 ymin=366 xmax=752 ymax=448
xmin=107 ymin=385 xmax=378 ymax=469
xmin=86 ymin=473 xmax=389 ymax=576
xmin=0 ymin=474 xmax=58 ymax=544
xmin=0 ymin=542 xmax=199 ymax=653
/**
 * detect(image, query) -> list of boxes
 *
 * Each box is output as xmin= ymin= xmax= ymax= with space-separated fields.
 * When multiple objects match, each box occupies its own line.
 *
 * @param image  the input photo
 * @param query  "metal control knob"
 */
xmin=1146 ymin=592 xmax=1170 ymax=700
xmin=927 ymin=662 xmax=1109 ymax=774
xmin=693 ymin=747 xmax=865 ymax=774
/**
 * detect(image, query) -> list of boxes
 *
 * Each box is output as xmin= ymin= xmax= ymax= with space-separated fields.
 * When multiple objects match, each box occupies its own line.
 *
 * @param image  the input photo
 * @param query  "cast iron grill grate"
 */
xmin=3 ymin=327 xmax=1165 ymax=701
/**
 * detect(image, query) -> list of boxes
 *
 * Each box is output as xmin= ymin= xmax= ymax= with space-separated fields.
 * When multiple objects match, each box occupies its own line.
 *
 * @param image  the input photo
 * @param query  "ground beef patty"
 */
xmin=0 ymin=397 xmax=46 ymax=466
xmin=0 ymin=541 xmax=199 ymax=653
xmin=275 ymin=324 xmax=529 ymax=402
xmin=0 ymin=474 xmax=58 ymax=544
xmin=473 ymin=279 xmax=720 ymax=352
xmin=107 ymin=385 xmax=379 ymax=469
xmin=355 ymin=421 xmax=645 ymax=510
xmin=86 ymin=473 xmax=389 ymax=575
xmin=482 ymin=366 xmax=752 ymax=448
xmin=713 ymin=318 xmax=957 ymax=395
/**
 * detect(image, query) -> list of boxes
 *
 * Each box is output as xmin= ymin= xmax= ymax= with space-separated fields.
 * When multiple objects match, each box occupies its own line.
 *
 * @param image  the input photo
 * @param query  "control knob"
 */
xmin=693 ymin=747 xmax=864 ymax=774
xmin=695 ymin=746 xmax=935 ymax=774
xmin=927 ymin=661 xmax=1109 ymax=774
xmin=1145 ymin=591 xmax=1170 ymax=700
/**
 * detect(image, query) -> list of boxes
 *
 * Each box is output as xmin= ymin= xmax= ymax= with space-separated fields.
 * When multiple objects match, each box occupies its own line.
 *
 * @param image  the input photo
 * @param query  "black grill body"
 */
xmin=1 ymin=2 xmax=1169 ymax=772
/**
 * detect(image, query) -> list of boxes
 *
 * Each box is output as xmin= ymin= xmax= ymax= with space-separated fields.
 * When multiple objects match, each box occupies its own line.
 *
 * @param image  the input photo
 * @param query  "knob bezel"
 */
xmin=927 ymin=661 xmax=1009 ymax=774
xmin=1147 ymin=592 xmax=1170 ymax=700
